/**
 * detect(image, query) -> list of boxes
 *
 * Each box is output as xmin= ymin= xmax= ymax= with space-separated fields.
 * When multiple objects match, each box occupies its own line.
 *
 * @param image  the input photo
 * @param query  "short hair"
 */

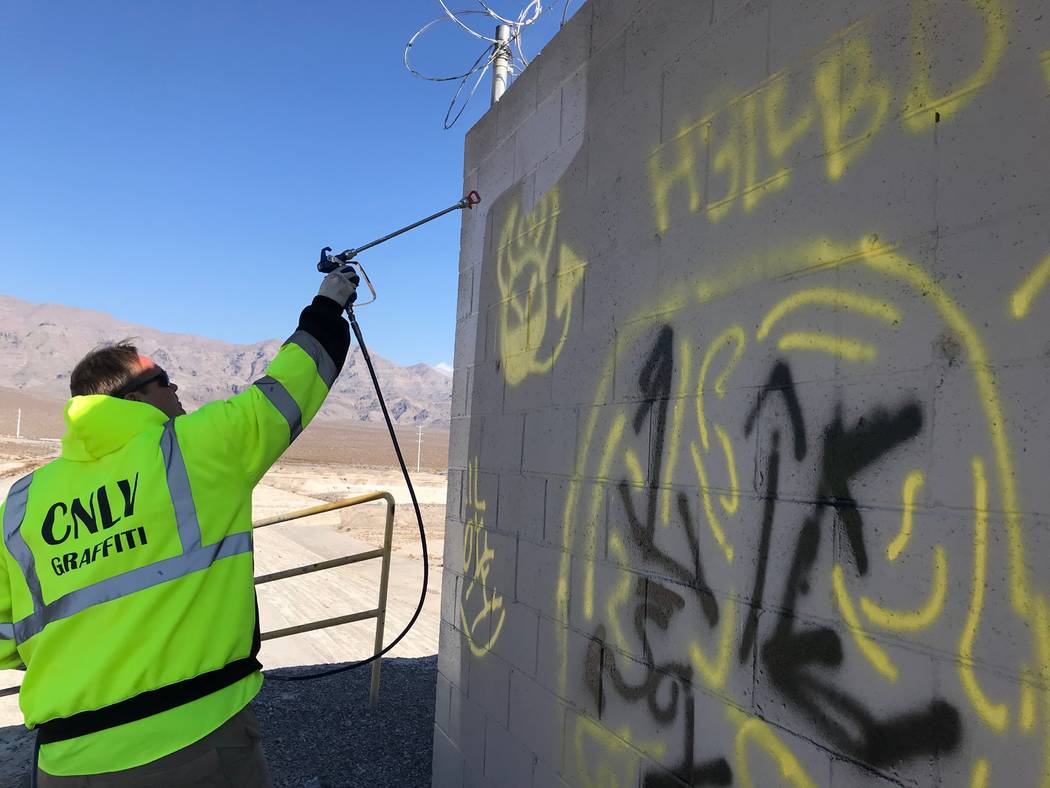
xmin=70 ymin=341 xmax=142 ymax=397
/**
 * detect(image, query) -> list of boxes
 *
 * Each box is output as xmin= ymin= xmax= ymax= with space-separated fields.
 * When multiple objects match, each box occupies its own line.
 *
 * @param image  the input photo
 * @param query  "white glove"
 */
xmin=317 ymin=265 xmax=360 ymax=309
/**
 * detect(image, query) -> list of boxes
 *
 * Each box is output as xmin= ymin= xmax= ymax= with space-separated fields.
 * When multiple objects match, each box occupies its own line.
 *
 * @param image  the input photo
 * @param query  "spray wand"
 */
xmin=270 ymin=191 xmax=481 ymax=685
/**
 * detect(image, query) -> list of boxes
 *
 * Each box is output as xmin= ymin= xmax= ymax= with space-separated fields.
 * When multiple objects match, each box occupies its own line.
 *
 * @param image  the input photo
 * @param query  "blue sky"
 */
xmin=0 ymin=2 xmax=569 ymax=367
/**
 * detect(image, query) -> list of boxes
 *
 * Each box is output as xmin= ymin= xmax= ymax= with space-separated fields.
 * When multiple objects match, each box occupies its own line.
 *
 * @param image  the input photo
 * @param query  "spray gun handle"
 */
xmin=318 ymin=246 xmax=358 ymax=273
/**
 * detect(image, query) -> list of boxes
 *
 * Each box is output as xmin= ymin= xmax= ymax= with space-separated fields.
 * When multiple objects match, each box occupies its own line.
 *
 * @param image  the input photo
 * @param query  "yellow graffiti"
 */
xmin=605 ymin=532 xmax=633 ymax=651
xmin=765 ymin=72 xmax=814 ymax=160
xmin=496 ymin=188 xmax=584 ymax=386
xmin=1034 ymin=595 xmax=1050 ymax=784
xmin=649 ymin=125 xmax=704 ymax=234
xmin=1010 ymin=252 xmax=1050 ymax=319
xmin=959 ymin=455 xmax=1010 ymax=732
xmin=777 ymin=331 xmax=878 ymax=362
xmin=1021 ymin=664 xmax=1038 ymax=733
xmin=814 ymin=31 xmax=891 ymax=181
xmin=689 ymin=593 xmax=736 ymax=689
xmin=859 ymin=545 xmax=948 ymax=632
xmin=691 ymin=442 xmax=734 ymax=563
xmin=584 ymin=413 xmax=628 ymax=621
xmin=1042 ymin=50 xmax=1050 ymax=86
xmin=728 ymin=709 xmax=818 ymax=788
xmin=660 ymin=340 xmax=694 ymax=524
xmin=559 ymin=359 xmax=616 ymax=699
xmin=970 ymin=758 xmax=991 ymax=788
xmin=573 ymin=716 xmax=637 ymax=788
xmin=756 ymin=288 xmax=901 ymax=340
xmin=858 ymin=239 xmax=1030 ymax=617
xmin=697 ymin=326 xmax=747 ymax=451
xmin=832 ymin=564 xmax=899 ymax=682
xmin=460 ymin=460 xmax=506 ymax=656
xmin=714 ymin=425 xmax=740 ymax=515
xmin=887 ymin=471 xmax=925 ymax=561
xmin=904 ymin=0 xmax=1007 ymax=130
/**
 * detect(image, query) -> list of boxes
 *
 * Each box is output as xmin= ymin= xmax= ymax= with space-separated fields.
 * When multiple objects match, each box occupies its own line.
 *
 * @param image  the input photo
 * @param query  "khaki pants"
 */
xmin=37 ymin=706 xmax=273 ymax=788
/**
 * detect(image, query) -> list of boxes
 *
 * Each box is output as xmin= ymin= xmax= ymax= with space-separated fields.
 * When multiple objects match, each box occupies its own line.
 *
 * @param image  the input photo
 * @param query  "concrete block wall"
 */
xmin=436 ymin=0 xmax=1050 ymax=785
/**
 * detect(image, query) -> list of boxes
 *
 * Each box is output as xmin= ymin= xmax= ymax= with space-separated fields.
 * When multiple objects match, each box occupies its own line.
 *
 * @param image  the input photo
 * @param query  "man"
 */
xmin=0 ymin=266 xmax=359 ymax=786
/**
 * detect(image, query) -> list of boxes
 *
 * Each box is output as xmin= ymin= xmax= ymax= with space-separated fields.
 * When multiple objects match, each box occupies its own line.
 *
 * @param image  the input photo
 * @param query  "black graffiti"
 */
xmin=592 ymin=336 xmax=964 ymax=782
xmin=618 ymin=326 xmax=719 ymax=627
xmin=738 ymin=430 xmax=780 ymax=665
xmin=755 ymin=369 xmax=961 ymax=766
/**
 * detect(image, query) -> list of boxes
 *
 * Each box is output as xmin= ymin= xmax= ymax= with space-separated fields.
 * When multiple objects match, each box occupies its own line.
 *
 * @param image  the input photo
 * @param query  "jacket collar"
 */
xmin=60 ymin=395 xmax=169 ymax=462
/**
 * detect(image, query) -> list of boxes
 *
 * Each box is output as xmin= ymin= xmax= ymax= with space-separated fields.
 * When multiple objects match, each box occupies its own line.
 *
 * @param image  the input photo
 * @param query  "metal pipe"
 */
xmin=491 ymin=24 xmax=510 ymax=103
xmin=252 ymin=491 xmax=395 ymax=529
xmin=260 ymin=608 xmax=381 ymax=641
xmin=370 ymin=497 xmax=396 ymax=706
xmin=253 ymin=549 xmax=385 ymax=586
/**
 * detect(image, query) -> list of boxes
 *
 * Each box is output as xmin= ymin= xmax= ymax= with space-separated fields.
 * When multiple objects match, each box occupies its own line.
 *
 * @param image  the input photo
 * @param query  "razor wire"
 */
xmin=405 ymin=0 xmax=579 ymax=128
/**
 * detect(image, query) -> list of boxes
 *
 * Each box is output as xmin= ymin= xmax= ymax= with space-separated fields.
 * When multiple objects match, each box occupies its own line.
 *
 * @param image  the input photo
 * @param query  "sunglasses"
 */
xmin=111 ymin=368 xmax=171 ymax=398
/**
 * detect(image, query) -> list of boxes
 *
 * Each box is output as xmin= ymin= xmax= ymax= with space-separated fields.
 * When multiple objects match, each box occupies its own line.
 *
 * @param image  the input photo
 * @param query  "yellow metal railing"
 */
xmin=253 ymin=491 xmax=395 ymax=706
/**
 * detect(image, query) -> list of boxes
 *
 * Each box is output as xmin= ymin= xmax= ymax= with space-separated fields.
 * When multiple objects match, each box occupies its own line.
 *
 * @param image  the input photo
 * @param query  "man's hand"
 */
xmin=317 ymin=265 xmax=361 ymax=309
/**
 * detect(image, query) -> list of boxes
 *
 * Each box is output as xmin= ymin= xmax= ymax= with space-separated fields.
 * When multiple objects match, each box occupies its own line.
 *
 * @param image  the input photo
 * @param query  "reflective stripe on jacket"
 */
xmin=0 ymin=297 xmax=349 ymax=776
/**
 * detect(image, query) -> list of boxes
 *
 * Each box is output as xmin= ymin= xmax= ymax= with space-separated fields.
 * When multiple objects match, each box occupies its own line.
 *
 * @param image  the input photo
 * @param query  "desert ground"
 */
xmin=0 ymin=399 xmax=449 ymax=740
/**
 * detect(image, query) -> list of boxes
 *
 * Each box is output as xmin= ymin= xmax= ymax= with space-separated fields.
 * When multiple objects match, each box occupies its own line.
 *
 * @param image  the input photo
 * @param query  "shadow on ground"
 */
xmin=0 ymin=656 xmax=437 ymax=788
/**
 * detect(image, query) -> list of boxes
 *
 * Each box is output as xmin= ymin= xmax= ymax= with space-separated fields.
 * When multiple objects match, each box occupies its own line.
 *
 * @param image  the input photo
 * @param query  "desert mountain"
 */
xmin=0 ymin=295 xmax=451 ymax=426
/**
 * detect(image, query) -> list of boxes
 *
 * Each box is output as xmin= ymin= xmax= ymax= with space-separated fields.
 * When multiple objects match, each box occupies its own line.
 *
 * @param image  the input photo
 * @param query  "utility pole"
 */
xmin=416 ymin=425 xmax=423 ymax=473
xmin=491 ymin=24 xmax=510 ymax=104
xmin=15 ymin=408 xmax=21 ymax=439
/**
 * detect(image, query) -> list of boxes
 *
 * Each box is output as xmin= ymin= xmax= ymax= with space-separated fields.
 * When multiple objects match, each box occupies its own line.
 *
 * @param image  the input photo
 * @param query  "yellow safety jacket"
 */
xmin=0 ymin=299 xmax=349 ymax=776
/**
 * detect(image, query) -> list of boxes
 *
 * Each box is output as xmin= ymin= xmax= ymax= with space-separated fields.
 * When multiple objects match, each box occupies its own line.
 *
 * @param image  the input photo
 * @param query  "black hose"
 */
xmin=268 ymin=308 xmax=430 ymax=683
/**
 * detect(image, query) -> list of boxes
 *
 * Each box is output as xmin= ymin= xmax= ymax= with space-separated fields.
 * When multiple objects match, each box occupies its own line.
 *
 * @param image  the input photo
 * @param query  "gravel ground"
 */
xmin=0 ymin=656 xmax=437 ymax=788
xmin=258 ymin=656 xmax=437 ymax=788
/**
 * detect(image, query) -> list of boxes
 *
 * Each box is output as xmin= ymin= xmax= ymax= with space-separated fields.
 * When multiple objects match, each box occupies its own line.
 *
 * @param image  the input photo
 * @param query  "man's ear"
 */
xmin=123 ymin=392 xmax=143 ymax=404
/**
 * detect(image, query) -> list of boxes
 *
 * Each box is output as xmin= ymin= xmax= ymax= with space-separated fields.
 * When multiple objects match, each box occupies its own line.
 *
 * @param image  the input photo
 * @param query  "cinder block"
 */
xmin=522 ymin=407 xmax=579 ymax=477
xmin=768 ymin=0 xmax=882 ymax=73
xmin=624 ymin=0 xmax=714 ymax=99
xmin=484 ymin=715 xmax=536 ymax=788
xmin=451 ymin=365 xmax=471 ymax=419
xmin=439 ymin=619 xmax=469 ymax=693
xmin=535 ymin=615 xmax=603 ymax=712
xmin=453 ymin=314 xmax=480 ymax=379
xmin=447 ymin=469 xmax=465 ymax=524
xmin=435 ymin=671 xmax=454 ymax=731
xmin=432 ymin=724 xmax=465 ymax=788
xmin=458 ymin=266 xmax=475 ymax=322
xmin=560 ymin=66 xmax=587 ymax=147
xmin=547 ymin=477 xmax=606 ymax=558
xmin=449 ymin=416 xmax=472 ymax=471
xmin=466 ymin=104 xmax=498 ymax=174
xmin=497 ymin=59 xmax=540 ymax=143
xmin=480 ymin=412 xmax=525 ymax=472
xmin=590 ymin=0 xmax=649 ymax=55
xmin=551 ymin=323 xmax=616 ymax=409
xmin=937 ymin=61 xmax=1050 ymax=234
xmin=515 ymin=90 xmax=564 ymax=181
xmin=441 ymin=564 xmax=460 ymax=626
xmin=561 ymin=711 xmax=641 ymax=788
xmin=660 ymin=0 xmax=770 ymax=141
xmin=467 ymin=650 xmax=514 ymax=726
xmin=479 ymin=133 xmax=520 ymax=209
xmin=535 ymin=3 xmax=594 ymax=99
xmin=534 ymin=125 xmax=588 ymax=202
xmin=531 ymin=760 xmax=572 ymax=788
xmin=509 ymin=670 xmax=570 ymax=768
xmin=517 ymin=538 xmax=572 ymax=621
xmin=485 ymin=600 xmax=541 ymax=676
xmin=497 ymin=473 xmax=547 ymax=541
xmin=470 ymin=357 xmax=505 ymax=417
xmin=449 ymin=689 xmax=488 ymax=778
